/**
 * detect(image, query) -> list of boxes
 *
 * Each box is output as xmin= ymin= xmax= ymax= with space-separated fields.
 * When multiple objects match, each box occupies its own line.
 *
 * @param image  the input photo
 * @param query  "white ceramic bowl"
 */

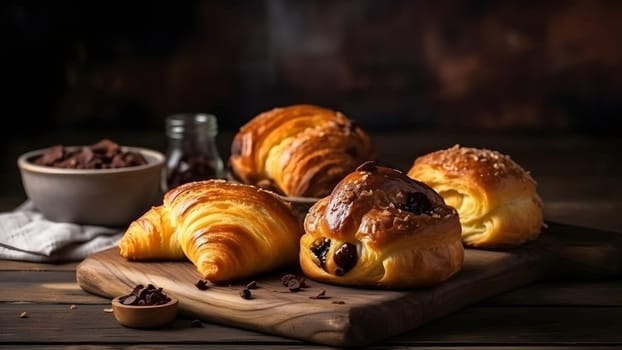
xmin=17 ymin=146 xmax=165 ymax=227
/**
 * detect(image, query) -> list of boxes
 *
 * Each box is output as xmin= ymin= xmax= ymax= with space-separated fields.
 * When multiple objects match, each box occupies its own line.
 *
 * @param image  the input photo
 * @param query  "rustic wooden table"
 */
xmin=1 ymin=130 xmax=621 ymax=349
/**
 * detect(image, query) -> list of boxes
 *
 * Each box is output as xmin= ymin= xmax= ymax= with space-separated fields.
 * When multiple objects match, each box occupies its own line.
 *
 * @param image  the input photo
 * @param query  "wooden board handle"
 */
xmin=538 ymin=221 xmax=622 ymax=279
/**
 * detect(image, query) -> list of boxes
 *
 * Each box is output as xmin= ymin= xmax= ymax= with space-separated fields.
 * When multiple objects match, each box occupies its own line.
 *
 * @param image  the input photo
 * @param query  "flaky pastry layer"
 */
xmin=229 ymin=104 xmax=375 ymax=198
xmin=118 ymin=180 xmax=303 ymax=283
xmin=407 ymin=145 xmax=544 ymax=249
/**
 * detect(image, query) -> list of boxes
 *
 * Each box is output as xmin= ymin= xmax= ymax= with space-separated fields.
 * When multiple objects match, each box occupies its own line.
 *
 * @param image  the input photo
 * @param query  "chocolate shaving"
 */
xmin=309 ymin=289 xmax=328 ymax=299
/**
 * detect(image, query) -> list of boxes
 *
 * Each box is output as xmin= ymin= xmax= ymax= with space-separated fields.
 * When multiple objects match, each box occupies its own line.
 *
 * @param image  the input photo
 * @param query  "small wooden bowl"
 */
xmin=111 ymin=295 xmax=178 ymax=329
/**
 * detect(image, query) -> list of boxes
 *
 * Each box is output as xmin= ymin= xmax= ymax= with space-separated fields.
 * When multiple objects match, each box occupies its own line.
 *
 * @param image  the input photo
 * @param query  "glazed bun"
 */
xmin=300 ymin=161 xmax=464 ymax=289
xmin=407 ymin=145 xmax=544 ymax=249
xmin=229 ymin=104 xmax=374 ymax=198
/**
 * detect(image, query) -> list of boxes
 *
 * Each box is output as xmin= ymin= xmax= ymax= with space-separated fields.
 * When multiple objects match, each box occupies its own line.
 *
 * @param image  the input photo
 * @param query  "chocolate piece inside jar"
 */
xmin=33 ymin=139 xmax=147 ymax=169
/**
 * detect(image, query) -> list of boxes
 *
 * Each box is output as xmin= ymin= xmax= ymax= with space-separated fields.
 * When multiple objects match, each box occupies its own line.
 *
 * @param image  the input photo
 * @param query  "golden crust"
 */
xmin=300 ymin=162 xmax=464 ymax=289
xmin=119 ymin=179 xmax=303 ymax=283
xmin=229 ymin=104 xmax=375 ymax=198
xmin=407 ymin=145 xmax=544 ymax=249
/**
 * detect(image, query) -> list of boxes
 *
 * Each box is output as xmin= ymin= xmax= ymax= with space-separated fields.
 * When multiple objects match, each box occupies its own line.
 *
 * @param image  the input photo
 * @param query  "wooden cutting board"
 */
xmin=76 ymin=222 xmax=622 ymax=347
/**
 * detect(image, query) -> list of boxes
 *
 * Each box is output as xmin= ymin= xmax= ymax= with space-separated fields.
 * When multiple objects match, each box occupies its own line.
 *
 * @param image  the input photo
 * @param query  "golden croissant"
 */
xmin=407 ymin=145 xmax=544 ymax=249
xmin=118 ymin=179 xmax=303 ymax=283
xmin=229 ymin=104 xmax=375 ymax=198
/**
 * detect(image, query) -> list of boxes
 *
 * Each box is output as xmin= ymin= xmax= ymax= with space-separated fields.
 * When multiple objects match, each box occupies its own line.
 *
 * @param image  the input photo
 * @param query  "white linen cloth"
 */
xmin=0 ymin=201 xmax=123 ymax=262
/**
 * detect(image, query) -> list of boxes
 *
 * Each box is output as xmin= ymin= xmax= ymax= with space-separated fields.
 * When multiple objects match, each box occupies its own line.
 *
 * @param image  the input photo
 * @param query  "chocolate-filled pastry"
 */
xmin=407 ymin=145 xmax=544 ymax=249
xmin=229 ymin=104 xmax=375 ymax=198
xmin=118 ymin=180 xmax=303 ymax=284
xmin=299 ymin=162 xmax=464 ymax=289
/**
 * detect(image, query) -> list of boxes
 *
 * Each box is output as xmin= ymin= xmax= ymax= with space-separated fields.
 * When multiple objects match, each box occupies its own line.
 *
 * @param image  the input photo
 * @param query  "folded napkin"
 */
xmin=0 ymin=201 xmax=123 ymax=262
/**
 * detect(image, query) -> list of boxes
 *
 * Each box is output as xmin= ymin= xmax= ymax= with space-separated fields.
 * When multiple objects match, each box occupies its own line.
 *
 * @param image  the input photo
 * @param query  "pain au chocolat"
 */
xmin=228 ymin=104 xmax=375 ymax=198
xmin=407 ymin=145 xmax=544 ymax=249
xmin=299 ymin=161 xmax=464 ymax=289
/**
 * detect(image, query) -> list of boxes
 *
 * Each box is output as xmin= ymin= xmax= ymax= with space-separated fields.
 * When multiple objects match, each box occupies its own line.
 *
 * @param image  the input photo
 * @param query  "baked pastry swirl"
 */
xmin=118 ymin=179 xmax=303 ymax=283
xmin=229 ymin=104 xmax=375 ymax=198
xmin=300 ymin=161 xmax=464 ymax=289
xmin=407 ymin=145 xmax=544 ymax=249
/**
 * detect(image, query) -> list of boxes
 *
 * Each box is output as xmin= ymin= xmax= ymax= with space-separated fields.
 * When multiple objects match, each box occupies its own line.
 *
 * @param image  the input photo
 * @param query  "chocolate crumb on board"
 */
xmin=309 ymin=289 xmax=328 ymax=299
xmin=195 ymin=279 xmax=211 ymax=290
xmin=332 ymin=301 xmax=346 ymax=304
xmin=246 ymin=280 xmax=258 ymax=289
xmin=278 ymin=273 xmax=310 ymax=292
xmin=287 ymin=279 xmax=302 ymax=292
xmin=240 ymin=288 xmax=252 ymax=299
xmin=280 ymin=273 xmax=298 ymax=286
xmin=19 ymin=311 xmax=28 ymax=318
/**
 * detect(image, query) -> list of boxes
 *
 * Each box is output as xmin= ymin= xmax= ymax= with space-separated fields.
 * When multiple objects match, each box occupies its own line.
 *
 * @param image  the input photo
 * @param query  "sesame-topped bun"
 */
xmin=299 ymin=161 xmax=464 ymax=289
xmin=407 ymin=145 xmax=544 ymax=249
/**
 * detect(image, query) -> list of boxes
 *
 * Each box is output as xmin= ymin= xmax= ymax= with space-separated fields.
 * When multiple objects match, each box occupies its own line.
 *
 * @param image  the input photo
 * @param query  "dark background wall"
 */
xmin=5 ymin=0 xmax=622 ymax=136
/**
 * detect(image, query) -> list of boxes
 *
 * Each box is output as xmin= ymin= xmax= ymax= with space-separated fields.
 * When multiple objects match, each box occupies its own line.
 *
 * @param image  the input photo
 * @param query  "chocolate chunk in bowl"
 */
xmin=17 ymin=139 xmax=165 ymax=227
xmin=33 ymin=139 xmax=149 ymax=169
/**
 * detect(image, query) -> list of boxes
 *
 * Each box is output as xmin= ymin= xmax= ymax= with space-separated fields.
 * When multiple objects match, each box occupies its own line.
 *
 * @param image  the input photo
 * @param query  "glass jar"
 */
xmin=162 ymin=113 xmax=225 ymax=192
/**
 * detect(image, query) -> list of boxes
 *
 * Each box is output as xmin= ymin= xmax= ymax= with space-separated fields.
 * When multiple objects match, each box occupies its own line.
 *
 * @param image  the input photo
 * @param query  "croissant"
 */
xmin=407 ymin=145 xmax=544 ymax=249
xmin=300 ymin=161 xmax=464 ymax=289
xmin=229 ymin=104 xmax=375 ymax=198
xmin=118 ymin=179 xmax=303 ymax=283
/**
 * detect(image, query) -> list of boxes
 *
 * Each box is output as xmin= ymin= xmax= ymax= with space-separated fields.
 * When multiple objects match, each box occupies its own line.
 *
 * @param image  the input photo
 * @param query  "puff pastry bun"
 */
xmin=118 ymin=179 xmax=303 ymax=283
xmin=407 ymin=145 xmax=544 ymax=249
xmin=300 ymin=161 xmax=464 ymax=289
xmin=229 ymin=104 xmax=375 ymax=198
